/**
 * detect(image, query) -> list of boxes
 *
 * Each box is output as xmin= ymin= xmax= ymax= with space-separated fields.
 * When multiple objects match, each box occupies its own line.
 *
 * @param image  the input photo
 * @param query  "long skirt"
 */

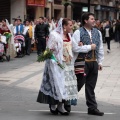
xmin=37 ymin=60 xmax=78 ymax=105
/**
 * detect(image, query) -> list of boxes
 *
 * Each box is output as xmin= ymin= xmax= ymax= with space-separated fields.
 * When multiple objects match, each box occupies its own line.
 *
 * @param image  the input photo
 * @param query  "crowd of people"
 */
xmin=0 ymin=16 xmax=81 ymax=61
xmin=0 ymin=12 xmax=120 ymax=117
xmin=94 ymin=19 xmax=120 ymax=52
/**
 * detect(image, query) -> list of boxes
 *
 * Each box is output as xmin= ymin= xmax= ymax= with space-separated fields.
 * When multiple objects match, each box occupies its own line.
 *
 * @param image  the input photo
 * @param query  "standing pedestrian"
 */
xmin=72 ymin=12 xmax=104 ymax=116
xmin=23 ymin=19 xmax=34 ymax=55
xmin=115 ymin=20 xmax=120 ymax=46
xmin=104 ymin=20 xmax=113 ymax=53
xmin=34 ymin=17 xmax=49 ymax=55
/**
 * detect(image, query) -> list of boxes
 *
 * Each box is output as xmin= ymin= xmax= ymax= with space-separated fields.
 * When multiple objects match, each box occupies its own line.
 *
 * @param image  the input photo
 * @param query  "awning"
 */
xmin=26 ymin=0 xmax=45 ymax=7
xmin=95 ymin=5 xmax=117 ymax=12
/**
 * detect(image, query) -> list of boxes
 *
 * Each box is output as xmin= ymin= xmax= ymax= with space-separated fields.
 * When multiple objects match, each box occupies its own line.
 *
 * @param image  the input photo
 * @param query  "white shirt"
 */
xmin=105 ymin=28 xmax=109 ymax=37
xmin=72 ymin=29 xmax=104 ymax=65
xmin=23 ymin=26 xmax=34 ymax=39
xmin=85 ymin=29 xmax=92 ymax=42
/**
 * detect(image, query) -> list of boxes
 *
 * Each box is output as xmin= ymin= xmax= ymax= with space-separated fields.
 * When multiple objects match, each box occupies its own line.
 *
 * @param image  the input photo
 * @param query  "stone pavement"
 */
xmin=0 ymin=41 xmax=120 ymax=105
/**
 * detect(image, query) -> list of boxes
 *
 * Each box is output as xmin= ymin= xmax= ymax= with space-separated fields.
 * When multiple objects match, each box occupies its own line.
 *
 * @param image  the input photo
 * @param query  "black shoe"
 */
xmin=57 ymin=108 xmax=69 ymax=115
xmin=64 ymin=105 xmax=71 ymax=112
xmin=49 ymin=105 xmax=58 ymax=115
xmin=88 ymin=108 xmax=104 ymax=116
xmin=26 ymin=53 xmax=30 ymax=55
xmin=15 ymin=55 xmax=19 ymax=58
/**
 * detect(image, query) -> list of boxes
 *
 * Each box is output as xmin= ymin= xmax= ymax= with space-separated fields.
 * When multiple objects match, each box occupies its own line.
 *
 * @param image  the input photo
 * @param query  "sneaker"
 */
xmin=88 ymin=108 xmax=104 ymax=116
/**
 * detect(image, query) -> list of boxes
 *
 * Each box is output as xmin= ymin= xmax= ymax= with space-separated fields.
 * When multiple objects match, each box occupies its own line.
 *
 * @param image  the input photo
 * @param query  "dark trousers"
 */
xmin=25 ymin=37 xmax=31 ymax=54
xmin=37 ymin=37 xmax=46 ymax=55
xmin=76 ymin=61 xmax=98 ymax=110
xmin=105 ymin=37 xmax=111 ymax=50
xmin=115 ymin=31 xmax=120 ymax=42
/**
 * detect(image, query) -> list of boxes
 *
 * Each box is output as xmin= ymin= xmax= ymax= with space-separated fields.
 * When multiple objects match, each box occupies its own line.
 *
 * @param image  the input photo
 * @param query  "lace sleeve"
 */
xmin=47 ymin=32 xmax=57 ymax=51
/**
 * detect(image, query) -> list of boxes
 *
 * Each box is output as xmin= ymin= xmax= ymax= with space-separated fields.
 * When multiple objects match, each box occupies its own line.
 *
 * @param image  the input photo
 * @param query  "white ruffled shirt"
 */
xmin=72 ymin=29 xmax=104 ymax=65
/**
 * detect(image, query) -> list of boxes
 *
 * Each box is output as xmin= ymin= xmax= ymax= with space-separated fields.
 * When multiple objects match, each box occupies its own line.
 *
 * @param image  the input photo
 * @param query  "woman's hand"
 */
xmin=78 ymin=42 xmax=83 ymax=46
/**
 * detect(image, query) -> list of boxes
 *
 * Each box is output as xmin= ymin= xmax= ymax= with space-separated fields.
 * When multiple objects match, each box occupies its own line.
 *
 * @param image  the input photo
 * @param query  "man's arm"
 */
xmin=97 ymin=30 xmax=104 ymax=69
xmin=45 ymin=24 xmax=49 ymax=38
xmin=72 ymin=37 xmax=92 ymax=53
xmin=72 ymin=30 xmax=96 ymax=53
xmin=13 ymin=26 xmax=17 ymax=35
xmin=23 ymin=26 xmax=28 ymax=35
xmin=34 ymin=25 xmax=38 ymax=40
xmin=32 ymin=26 xmax=34 ymax=40
xmin=72 ymin=30 xmax=80 ymax=43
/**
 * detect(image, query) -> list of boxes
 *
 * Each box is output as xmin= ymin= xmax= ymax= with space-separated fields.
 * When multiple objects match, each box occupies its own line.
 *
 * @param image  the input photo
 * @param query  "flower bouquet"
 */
xmin=3 ymin=32 xmax=12 ymax=43
xmin=37 ymin=48 xmax=65 ymax=69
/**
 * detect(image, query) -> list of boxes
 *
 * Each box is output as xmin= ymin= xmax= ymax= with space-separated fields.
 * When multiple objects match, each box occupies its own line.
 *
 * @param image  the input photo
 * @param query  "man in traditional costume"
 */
xmin=73 ymin=13 xmax=104 ymax=116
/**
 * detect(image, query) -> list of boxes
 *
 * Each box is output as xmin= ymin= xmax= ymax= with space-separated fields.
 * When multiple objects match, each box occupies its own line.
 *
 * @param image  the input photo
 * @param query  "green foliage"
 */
xmin=62 ymin=0 xmax=73 ymax=6
xmin=37 ymin=48 xmax=65 ymax=69
xmin=3 ymin=32 xmax=12 ymax=39
xmin=37 ymin=48 xmax=53 ymax=62
xmin=3 ymin=32 xmax=12 ymax=43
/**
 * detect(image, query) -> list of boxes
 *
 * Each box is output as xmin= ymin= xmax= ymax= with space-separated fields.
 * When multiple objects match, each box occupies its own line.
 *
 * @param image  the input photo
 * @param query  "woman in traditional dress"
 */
xmin=0 ymin=19 xmax=16 ymax=59
xmin=37 ymin=18 xmax=96 ymax=115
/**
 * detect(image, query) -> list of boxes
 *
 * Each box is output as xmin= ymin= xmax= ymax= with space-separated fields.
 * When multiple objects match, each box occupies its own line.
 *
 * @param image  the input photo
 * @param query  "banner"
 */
xmin=27 ymin=0 xmax=45 ymax=7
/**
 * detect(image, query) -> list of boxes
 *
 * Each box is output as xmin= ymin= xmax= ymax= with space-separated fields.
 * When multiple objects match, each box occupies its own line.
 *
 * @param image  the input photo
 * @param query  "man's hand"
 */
xmin=31 ymin=39 xmax=35 ymax=44
xmin=98 ymin=65 xmax=102 ymax=71
xmin=91 ymin=44 xmax=96 ymax=50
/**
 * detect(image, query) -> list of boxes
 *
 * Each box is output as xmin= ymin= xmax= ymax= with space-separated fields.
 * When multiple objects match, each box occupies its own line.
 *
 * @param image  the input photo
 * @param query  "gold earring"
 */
xmin=64 ymin=29 xmax=66 ymax=32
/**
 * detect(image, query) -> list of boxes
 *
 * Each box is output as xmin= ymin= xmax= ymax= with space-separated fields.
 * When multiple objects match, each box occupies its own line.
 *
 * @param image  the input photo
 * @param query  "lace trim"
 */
xmin=40 ymin=88 xmax=78 ymax=101
xmin=40 ymin=59 xmax=78 ymax=102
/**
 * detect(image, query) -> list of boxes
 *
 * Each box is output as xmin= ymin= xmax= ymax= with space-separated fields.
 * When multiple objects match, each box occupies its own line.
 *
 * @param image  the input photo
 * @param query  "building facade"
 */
xmin=0 ymin=0 xmax=11 ymax=22
xmin=10 ymin=0 xmax=65 ymax=22
xmin=0 ymin=0 xmax=120 ymax=23
xmin=71 ymin=0 xmax=120 ymax=21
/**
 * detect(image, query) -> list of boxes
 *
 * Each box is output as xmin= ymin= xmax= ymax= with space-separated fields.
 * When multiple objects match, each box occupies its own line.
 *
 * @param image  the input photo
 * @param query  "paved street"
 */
xmin=0 ymin=41 xmax=120 ymax=120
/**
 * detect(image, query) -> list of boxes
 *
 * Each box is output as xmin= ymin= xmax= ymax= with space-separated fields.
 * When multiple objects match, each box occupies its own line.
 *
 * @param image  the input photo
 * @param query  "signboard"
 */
xmin=27 ymin=0 xmax=45 ymax=7
xmin=82 ymin=7 xmax=88 ymax=12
